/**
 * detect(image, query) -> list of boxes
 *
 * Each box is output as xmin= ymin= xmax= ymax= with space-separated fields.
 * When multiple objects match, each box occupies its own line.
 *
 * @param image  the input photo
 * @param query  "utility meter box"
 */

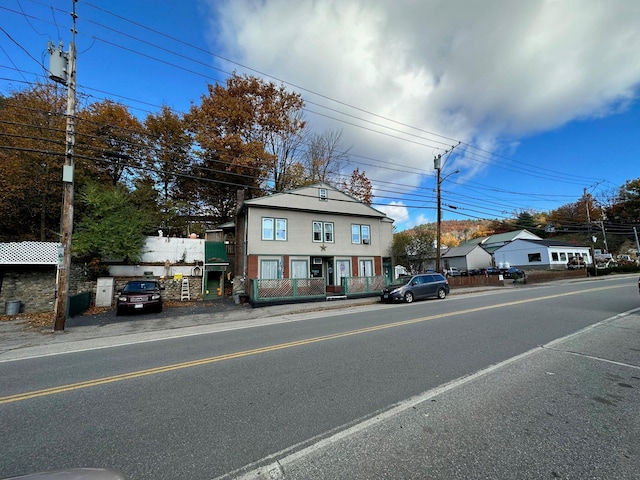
xmin=96 ymin=277 xmax=115 ymax=307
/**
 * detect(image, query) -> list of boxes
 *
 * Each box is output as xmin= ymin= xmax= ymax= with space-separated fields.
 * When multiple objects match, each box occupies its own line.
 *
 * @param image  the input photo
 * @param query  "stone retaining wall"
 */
xmin=0 ymin=264 xmax=204 ymax=314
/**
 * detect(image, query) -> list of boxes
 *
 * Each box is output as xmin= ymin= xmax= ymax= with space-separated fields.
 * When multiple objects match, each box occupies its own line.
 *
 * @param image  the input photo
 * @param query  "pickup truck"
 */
xmin=567 ymin=255 xmax=586 ymax=269
xmin=446 ymin=267 xmax=463 ymax=276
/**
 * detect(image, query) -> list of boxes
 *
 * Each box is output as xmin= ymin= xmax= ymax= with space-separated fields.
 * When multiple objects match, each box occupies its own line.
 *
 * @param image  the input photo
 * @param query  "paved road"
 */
xmin=1 ymin=276 xmax=639 ymax=479
xmin=1 ymin=282 xmax=510 ymax=361
xmin=234 ymin=309 xmax=640 ymax=479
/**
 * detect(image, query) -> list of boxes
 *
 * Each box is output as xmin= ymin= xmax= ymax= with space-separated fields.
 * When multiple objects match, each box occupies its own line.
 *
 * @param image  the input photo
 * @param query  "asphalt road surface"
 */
xmin=1 ymin=275 xmax=638 ymax=479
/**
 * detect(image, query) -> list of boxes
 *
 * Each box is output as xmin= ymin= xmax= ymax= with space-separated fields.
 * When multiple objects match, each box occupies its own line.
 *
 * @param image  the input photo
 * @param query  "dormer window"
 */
xmin=318 ymin=188 xmax=328 ymax=201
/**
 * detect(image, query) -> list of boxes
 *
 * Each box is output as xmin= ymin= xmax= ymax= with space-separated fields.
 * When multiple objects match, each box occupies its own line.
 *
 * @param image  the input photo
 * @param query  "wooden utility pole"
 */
xmin=435 ymin=155 xmax=442 ymax=273
xmin=434 ymin=145 xmax=459 ymax=273
xmin=53 ymin=2 xmax=78 ymax=331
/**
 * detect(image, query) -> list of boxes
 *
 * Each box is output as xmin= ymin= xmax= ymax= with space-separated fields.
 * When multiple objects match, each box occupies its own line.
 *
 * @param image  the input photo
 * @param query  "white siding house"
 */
xmin=441 ymin=244 xmax=493 ymax=272
xmin=493 ymin=239 xmax=592 ymax=270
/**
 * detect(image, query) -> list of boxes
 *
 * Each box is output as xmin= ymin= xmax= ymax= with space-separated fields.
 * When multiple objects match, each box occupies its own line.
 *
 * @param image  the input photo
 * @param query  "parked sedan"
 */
xmin=116 ymin=279 xmax=164 ymax=315
xmin=381 ymin=273 xmax=450 ymax=303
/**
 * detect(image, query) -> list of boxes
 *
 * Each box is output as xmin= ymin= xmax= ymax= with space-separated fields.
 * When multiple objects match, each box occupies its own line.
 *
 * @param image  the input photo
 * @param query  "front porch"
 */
xmin=248 ymin=276 xmax=385 ymax=305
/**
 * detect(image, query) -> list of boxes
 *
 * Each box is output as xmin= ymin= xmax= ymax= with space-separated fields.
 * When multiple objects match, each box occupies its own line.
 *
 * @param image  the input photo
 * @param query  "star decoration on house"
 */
xmin=320 ymin=244 xmax=327 ymax=251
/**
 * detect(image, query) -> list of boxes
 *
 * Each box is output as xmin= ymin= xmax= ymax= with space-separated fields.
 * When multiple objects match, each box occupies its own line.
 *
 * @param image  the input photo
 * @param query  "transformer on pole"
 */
xmin=48 ymin=1 xmax=78 ymax=331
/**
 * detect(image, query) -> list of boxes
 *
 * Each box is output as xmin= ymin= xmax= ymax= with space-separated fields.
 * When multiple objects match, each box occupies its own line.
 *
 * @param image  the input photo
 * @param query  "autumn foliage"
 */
xmin=0 ymin=75 xmax=373 ymax=246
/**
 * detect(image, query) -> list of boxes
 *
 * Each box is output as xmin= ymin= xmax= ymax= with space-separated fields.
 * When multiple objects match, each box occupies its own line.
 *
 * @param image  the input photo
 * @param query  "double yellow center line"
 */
xmin=0 ymin=285 xmax=623 ymax=404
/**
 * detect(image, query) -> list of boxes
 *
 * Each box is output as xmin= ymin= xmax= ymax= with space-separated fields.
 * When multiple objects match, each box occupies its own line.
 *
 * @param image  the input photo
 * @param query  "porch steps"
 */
xmin=180 ymin=278 xmax=191 ymax=301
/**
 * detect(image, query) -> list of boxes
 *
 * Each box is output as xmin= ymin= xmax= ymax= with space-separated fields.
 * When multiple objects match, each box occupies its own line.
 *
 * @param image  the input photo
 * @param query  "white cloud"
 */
xmin=208 ymin=0 xmax=640 ymax=217
xmin=376 ymin=201 xmax=408 ymax=224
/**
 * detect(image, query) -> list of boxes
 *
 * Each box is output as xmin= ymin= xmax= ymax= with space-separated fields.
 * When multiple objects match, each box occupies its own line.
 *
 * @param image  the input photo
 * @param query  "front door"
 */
xmin=336 ymin=259 xmax=351 ymax=290
xmin=382 ymin=259 xmax=393 ymax=285
xmin=325 ymin=259 xmax=334 ymax=285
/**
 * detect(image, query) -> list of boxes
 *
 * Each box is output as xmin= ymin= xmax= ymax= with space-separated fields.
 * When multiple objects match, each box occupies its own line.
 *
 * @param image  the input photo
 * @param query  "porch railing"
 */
xmin=250 ymin=277 xmax=326 ymax=303
xmin=342 ymin=275 xmax=385 ymax=297
xmin=249 ymin=275 xmax=386 ymax=303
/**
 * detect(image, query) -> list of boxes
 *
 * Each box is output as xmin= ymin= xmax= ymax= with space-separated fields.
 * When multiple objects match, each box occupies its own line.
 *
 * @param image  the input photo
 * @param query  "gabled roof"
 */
xmin=0 ymin=241 xmax=60 ymax=265
xmin=494 ymin=238 xmax=589 ymax=250
xmin=240 ymin=183 xmax=393 ymax=220
xmin=463 ymin=229 xmax=541 ymax=246
xmin=442 ymin=243 xmax=487 ymax=258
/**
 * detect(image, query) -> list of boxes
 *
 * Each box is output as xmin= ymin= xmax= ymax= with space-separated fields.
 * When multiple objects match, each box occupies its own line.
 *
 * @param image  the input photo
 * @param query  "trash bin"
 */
xmin=4 ymin=300 xmax=21 ymax=315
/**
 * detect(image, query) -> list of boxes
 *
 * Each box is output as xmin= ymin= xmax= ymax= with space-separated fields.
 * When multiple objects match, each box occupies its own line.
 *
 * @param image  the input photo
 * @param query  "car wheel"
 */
xmin=116 ymin=308 xmax=123 ymax=316
xmin=437 ymin=288 xmax=447 ymax=299
xmin=404 ymin=292 xmax=414 ymax=303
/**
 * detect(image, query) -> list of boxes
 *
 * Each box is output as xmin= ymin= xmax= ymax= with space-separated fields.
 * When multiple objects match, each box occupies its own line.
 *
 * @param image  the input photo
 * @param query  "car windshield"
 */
xmin=123 ymin=281 xmax=158 ymax=293
xmin=389 ymin=276 xmax=413 ymax=287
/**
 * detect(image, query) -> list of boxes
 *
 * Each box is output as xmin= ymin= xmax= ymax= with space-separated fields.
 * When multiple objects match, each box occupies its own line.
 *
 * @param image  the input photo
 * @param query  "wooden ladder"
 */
xmin=180 ymin=278 xmax=191 ymax=301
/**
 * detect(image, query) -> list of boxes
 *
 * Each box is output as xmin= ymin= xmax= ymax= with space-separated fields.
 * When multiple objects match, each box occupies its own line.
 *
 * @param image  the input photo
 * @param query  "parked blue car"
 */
xmin=500 ymin=267 xmax=525 ymax=279
xmin=381 ymin=274 xmax=450 ymax=303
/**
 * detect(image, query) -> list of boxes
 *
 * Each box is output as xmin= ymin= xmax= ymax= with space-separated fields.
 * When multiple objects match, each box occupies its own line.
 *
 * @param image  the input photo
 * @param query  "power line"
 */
xmin=0 ymin=6 xmax=627 ymax=222
xmin=4 ymin=4 xmax=610 ymax=190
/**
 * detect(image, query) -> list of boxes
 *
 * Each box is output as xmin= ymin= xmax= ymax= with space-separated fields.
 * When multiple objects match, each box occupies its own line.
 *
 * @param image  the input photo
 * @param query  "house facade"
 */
xmin=493 ymin=239 xmax=592 ymax=270
xmin=234 ymin=183 xmax=394 ymax=302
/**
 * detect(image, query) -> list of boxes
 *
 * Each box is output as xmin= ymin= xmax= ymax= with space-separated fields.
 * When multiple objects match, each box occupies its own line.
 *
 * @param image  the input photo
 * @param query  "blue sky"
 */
xmin=2 ymin=0 xmax=639 ymax=231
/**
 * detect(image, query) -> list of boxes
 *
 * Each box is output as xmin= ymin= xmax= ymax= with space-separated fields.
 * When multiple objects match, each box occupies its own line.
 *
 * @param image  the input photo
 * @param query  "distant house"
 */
xmin=234 ymin=183 xmax=394 ymax=302
xmin=493 ymin=239 xmax=592 ymax=270
xmin=466 ymin=229 xmax=543 ymax=255
xmin=441 ymin=244 xmax=493 ymax=272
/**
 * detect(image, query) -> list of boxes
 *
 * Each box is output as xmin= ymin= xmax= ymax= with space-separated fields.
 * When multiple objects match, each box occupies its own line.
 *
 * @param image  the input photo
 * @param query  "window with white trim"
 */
xmin=351 ymin=224 xmax=371 ymax=244
xmin=275 ymin=219 xmax=287 ymax=240
xmin=312 ymin=221 xmax=334 ymax=242
xmin=324 ymin=222 xmax=334 ymax=242
xmin=351 ymin=225 xmax=360 ymax=244
xmin=528 ymin=253 xmax=542 ymax=262
xmin=359 ymin=259 xmax=373 ymax=277
xmin=361 ymin=225 xmax=370 ymax=244
xmin=318 ymin=188 xmax=328 ymax=201
xmin=260 ymin=259 xmax=279 ymax=279
xmin=291 ymin=259 xmax=308 ymax=279
xmin=262 ymin=217 xmax=287 ymax=241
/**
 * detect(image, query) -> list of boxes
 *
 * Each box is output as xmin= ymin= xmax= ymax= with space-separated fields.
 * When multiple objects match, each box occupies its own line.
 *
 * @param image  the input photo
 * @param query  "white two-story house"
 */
xmin=234 ymin=183 xmax=394 ymax=302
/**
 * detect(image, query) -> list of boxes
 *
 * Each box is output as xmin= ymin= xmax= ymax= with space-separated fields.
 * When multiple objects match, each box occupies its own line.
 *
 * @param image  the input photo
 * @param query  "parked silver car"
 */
xmin=381 ymin=274 xmax=450 ymax=303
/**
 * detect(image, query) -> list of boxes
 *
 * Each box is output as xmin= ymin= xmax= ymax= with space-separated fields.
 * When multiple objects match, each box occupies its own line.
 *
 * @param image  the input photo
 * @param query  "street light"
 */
xmin=434 ymin=154 xmax=459 ymax=273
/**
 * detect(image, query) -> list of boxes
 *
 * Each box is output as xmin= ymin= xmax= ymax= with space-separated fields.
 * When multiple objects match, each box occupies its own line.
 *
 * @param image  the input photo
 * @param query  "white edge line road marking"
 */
xmin=226 ymin=306 xmax=640 ymax=480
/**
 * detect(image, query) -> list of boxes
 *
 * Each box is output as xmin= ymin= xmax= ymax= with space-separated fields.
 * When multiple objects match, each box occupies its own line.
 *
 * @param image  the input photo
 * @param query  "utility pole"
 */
xmin=598 ymin=220 xmax=609 ymax=253
xmin=434 ymin=145 xmax=460 ymax=273
xmin=584 ymin=188 xmax=592 ymax=234
xmin=583 ymin=187 xmax=597 ymax=277
xmin=52 ymin=1 xmax=78 ymax=331
xmin=435 ymin=155 xmax=442 ymax=273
